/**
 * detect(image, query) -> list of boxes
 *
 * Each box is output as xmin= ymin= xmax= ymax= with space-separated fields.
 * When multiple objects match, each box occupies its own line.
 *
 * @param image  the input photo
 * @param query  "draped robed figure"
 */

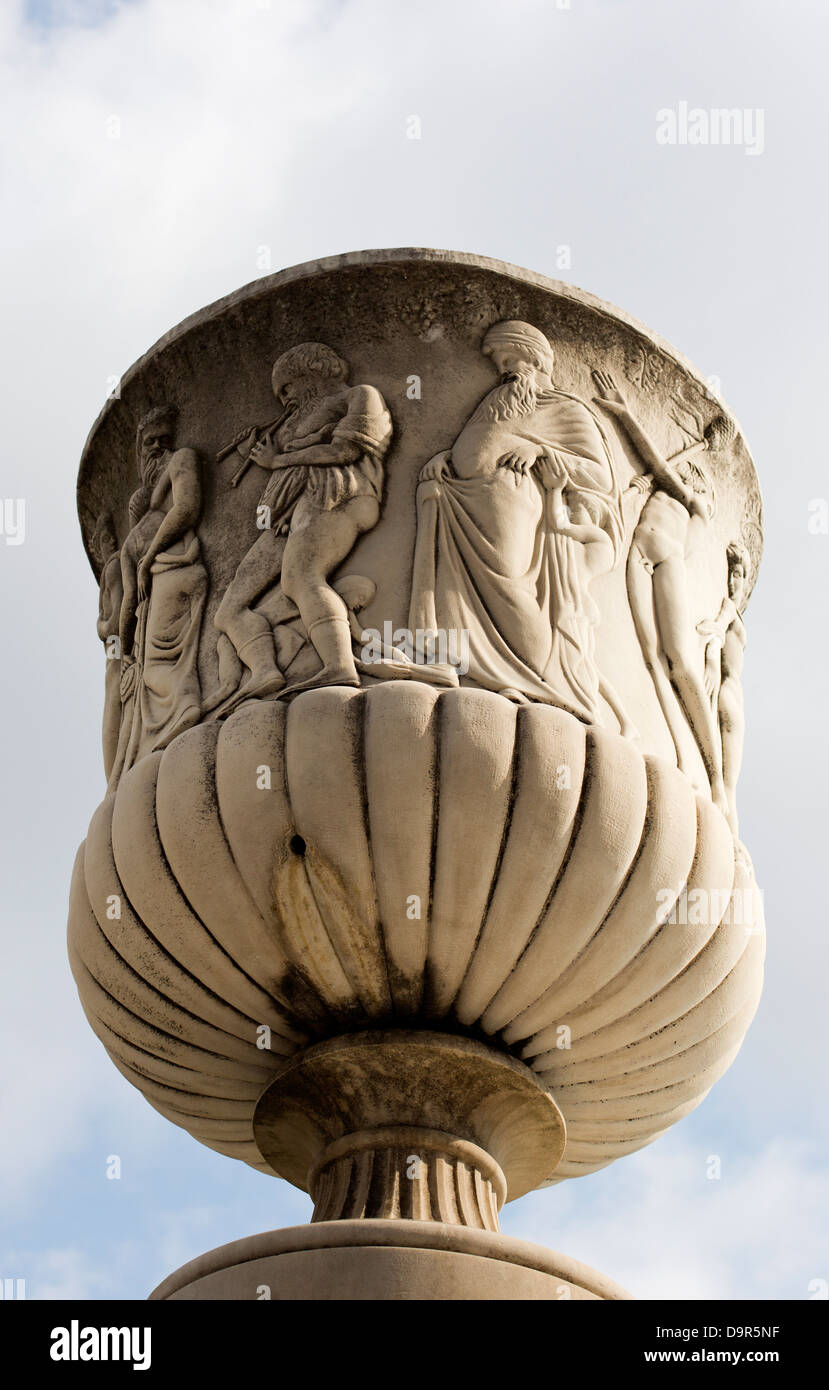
xmin=409 ymin=322 xmax=623 ymax=723
xmin=108 ymin=409 xmax=207 ymax=790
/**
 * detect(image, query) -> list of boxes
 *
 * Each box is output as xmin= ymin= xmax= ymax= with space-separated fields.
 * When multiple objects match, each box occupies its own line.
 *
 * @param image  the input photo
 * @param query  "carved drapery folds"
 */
xmin=106 ymin=406 xmax=207 ymax=789
xmin=72 ymin=251 xmax=764 ymax=1200
xmin=85 ymin=286 xmax=758 ymax=824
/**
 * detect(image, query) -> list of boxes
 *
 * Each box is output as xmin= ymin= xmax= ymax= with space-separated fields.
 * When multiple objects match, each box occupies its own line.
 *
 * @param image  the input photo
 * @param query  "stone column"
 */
xmin=69 ymin=249 xmax=764 ymax=1301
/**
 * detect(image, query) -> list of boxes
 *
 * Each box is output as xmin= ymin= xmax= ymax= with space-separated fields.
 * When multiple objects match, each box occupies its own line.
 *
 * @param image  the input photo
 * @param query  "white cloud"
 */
xmin=3 ymin=1245 xmax=112 ymax=1300
xmin=1 ymin=0 xmax=828 ymax=1295
xmin=503 ymin=1134 xmax=828 ymax=1300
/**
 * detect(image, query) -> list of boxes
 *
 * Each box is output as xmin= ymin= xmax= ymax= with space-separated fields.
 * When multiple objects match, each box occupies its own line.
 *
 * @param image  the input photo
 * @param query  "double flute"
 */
xmin=216 ymin=403 xmax=293 ymax=487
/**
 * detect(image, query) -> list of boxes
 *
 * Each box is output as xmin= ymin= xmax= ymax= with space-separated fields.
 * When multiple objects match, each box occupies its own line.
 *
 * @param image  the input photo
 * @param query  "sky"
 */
xmin=1 ymin=0 xmax=827 ymax=1301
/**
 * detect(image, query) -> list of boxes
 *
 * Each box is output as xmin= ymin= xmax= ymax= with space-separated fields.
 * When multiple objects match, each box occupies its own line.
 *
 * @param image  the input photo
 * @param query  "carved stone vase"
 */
xmin=69 ymin=249 xmax=764 ymax=1300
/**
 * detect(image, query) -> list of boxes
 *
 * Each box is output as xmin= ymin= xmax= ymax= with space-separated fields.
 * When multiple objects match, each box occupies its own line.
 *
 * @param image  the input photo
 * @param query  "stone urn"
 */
xmin=68 ymin=249 xmax=764 ymax=1300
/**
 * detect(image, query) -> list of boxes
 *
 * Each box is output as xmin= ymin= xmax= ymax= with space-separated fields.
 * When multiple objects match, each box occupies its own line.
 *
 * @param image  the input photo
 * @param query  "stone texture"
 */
xmin=252 ymin=1032 xmax=566 ymax=1222
xmin=67 ymin=249 xmax=765 ymax=1297
xmin=68 ymin=686 xmax=763 ymax=1186
xmin=149 ymin=1220 xmax=632 ymax=1301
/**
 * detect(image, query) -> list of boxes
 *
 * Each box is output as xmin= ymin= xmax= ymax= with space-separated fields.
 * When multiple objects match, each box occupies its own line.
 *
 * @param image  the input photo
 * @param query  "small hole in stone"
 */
xmin=289 ymin=835 xmax=306 ymax=857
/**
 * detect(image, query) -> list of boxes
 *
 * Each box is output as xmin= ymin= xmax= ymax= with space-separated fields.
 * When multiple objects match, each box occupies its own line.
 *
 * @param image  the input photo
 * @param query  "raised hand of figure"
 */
xmin=249 ymin=430 xmax=278 ymax=469
xmin=592 ymin=369 xmax=629 ymax=412
xmin=627 ymin=472 xmax=654 ymax=495
xmin=419 ymin=450 xmax=452 ymax=483
xmin=540 ymin=449 xmax=567 ymax=489
xmin=497 ymin=441 xmax=538 ymax=483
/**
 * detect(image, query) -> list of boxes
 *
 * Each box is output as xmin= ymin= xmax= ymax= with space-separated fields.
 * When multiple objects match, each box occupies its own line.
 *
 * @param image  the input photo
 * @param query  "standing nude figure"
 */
xmin=593 ymin=371 xmax=731 ymax=812
xmin=211 ymin=342 xmax=393 ymax=710
xmin=698 ymin=543 xmax=748 ymax=836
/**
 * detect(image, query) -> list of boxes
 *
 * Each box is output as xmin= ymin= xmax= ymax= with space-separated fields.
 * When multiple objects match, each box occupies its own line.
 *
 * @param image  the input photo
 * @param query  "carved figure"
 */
xmin=698 ymin=542 xmax=749 ymax=836
xmin=91 ymin=512 xmax=123 ymax=779
xmin=592 ymin=370 xmax=733 ymax=810
xmin=210 ymin=343 xmax=393 ymax=710
xmin=544 ymin=457 xmax=637 ymax=738
xmin=409 ymin=320 xmax=623 ymax=721
xmin=250 ymin=573 xmax=458 ymax=692
xmin=256 ymin=573 xmax=375 ymax=692
xmin=109 ymin=405 xmax=206 ymax=785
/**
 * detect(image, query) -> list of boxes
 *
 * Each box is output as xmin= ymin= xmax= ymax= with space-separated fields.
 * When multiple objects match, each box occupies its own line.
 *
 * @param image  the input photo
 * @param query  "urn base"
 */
xmin=149 ymin=1219 xmax=631 ymax=1301
xmin=252 ymin=1030 xmax=568 ymax=1226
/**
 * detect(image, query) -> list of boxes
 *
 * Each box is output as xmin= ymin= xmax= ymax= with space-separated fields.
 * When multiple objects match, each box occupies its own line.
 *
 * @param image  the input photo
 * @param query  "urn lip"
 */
xmin=76 ymin=245 xmax=762 ymax=583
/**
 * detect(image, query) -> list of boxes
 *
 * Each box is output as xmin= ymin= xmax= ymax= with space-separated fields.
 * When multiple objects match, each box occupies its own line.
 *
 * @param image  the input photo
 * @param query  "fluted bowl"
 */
xmin=68 ymin=682 xmax=764 ymax=1186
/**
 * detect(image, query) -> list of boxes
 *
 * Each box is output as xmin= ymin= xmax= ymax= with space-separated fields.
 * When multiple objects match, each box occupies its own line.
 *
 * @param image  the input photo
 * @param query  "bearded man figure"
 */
xmin=409 ymin=320 xmax=623 ymax=722
xmin=108 ymin=404 xmax=206 ymax=787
